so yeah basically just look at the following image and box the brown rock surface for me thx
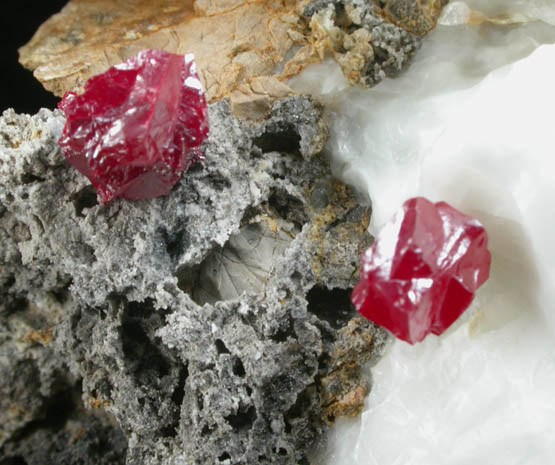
[19,0,449,108]
[320,317,385,423]
[19,0,305,104]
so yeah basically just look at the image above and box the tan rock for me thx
[19,0,448,109]
[19,0,447,120]
[19,0,307,103]
[231,76,295,120]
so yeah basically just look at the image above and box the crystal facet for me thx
[352,197,491,344]
[58,50,209,203]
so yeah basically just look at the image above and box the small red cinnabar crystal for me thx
[58,50,209,203]
[352,197,491,344]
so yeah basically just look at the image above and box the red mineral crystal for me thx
[58,50,209,203]
[352,197,491,344]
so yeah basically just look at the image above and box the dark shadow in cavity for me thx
[306,286,356,330]
[71,185,98,217]
[121,300,170,384]
[253,123,301,156]
[225,405,256,431]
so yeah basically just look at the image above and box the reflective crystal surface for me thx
[294,5,555,463]
[58,50,209,203]
[352,197,491,344]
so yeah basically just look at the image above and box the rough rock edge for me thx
[0,99,388,465]
[298,0,422,87]
[17,0,445,109]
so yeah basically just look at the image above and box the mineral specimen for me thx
[18,0,445,106]
[315,34,555,465]
[298,0,424,87]
[0,97,387,465]
[58,49,208,203]
[377,0,450,36]
[18,0,305,103]
[352,197,491,344]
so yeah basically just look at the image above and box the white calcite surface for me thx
[290,6,555,465]
[440,0,555,26]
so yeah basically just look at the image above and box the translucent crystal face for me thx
[58,50,209,203]
[352,197,491,344]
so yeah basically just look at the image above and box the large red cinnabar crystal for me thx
[352,197,491,344]
[58,50,209,203]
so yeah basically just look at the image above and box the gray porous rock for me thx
[0,98,387,465]
[303,0,422,86]
[2,383,128,465]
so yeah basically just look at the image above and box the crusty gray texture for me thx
[304,0,422,86]
[0,98,387,465]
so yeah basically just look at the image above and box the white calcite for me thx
[440,0,555,26]
[464,0,555,25]
[291,21,555,229]
[290,5,555,465]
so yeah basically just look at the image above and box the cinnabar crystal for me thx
[352,197,491,344]
[58,50,209,203]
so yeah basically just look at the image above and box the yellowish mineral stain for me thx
[23,328,55,346]
[320,317,384,424]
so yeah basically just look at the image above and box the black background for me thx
[1,0,68,114]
